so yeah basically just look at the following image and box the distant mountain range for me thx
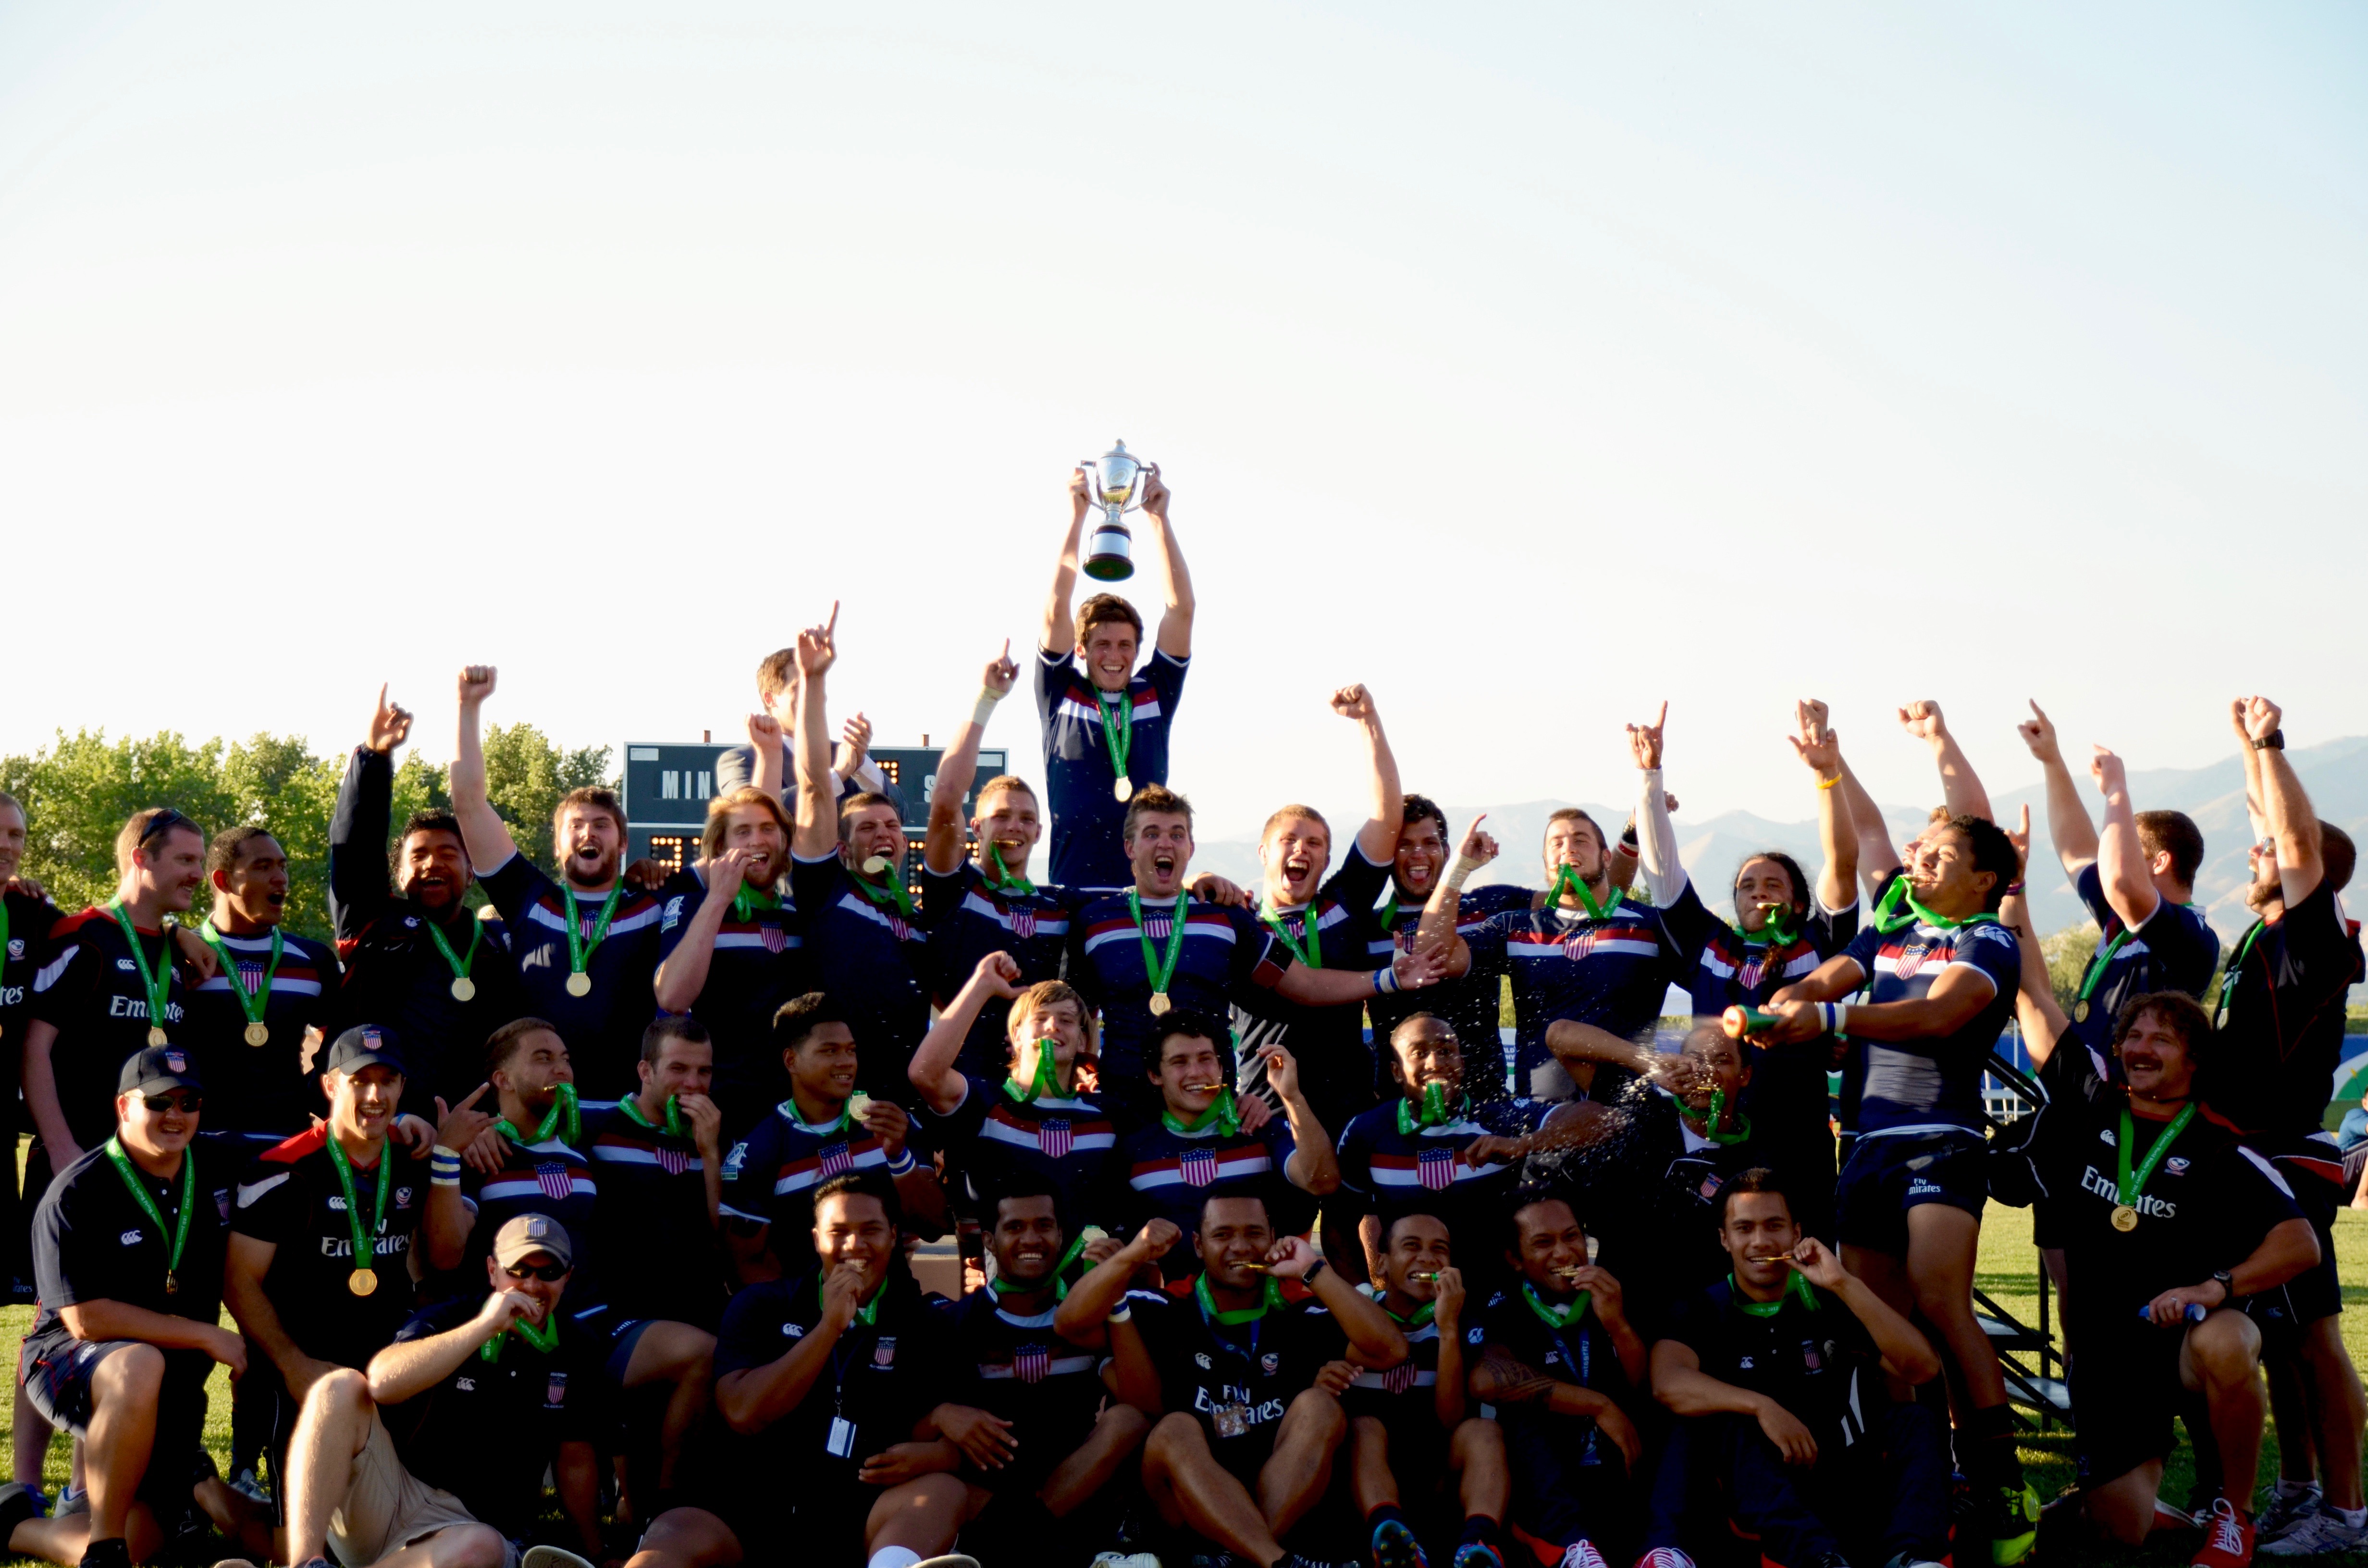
[1191,735,2368,944]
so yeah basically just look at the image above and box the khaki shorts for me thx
[326,1409,516,1568]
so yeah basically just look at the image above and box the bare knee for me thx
[1350,1414,1389,1458]
[2186,1313,2262,1389]
[439,1522,510,1568]
[93,1342,165,1401]
[1283,1387,1345,1442]
[1097,1403,1151,1447]
[1450,1416,1505,1466]
[307,1366,374,1420]
[1145,1411,1207,1470]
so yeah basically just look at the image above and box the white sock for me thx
[2339,1505,2368,1527]
[2275,1477,2315,1497]
[869,1548,923,1568]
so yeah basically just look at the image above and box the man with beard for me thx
[1038,462,1197,891]
[1649,702,1859,1244]
[455,666,666,1095]
[654,786,806,1136]
[1070,786,1444,1130]
[784,610,937,1099]
[462,1020,600,1286]
[2207,697,2367,1558]
[186,827,343,1153]
[927,1187,1149,1563]
[1230,684,1406,1141]
[1365,796,1523,1103]
[1749,811,2039,1565]
[0,1048,248,1568]
[330,686,521,1111]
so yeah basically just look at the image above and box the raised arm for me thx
[2239,696,2324,906]
[2088,747,2159,931]
[924,644,1019,876]
[1998,807,2068,1068]
[451,667,521,872]
[716,1265,861,1433]
[1898,700,1992,822]
[366,1291,524,1405]
[1790,1238,1939,1383]
[745,711,785,802]
[330,686,413,937]
[1054,1220,1178,1343]
[1270,1236,1406,1365]
[2232,698,2271,843]
[1039,470,1090,656]
[1137,466,1194,660]
[789,605,841,860]
[1835,752,1901,904]
[1788,700,1857,912]
[653,851,752,1014]
[1628,703,1684,906]
[1415,817,1496,978]
[1332,685,1404,866]
[909,953,1019,1114]
[2014,700,2098,880]
[1251,1045,1341,1197]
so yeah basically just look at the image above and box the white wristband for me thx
[973,690,1002,726]
[1818,1002,1849,1035]
[1108,1304,1133,1323]
[1372,965,1401,995]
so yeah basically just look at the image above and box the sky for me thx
[3,2,2364,848]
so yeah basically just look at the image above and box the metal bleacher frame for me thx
[1974,1041,2073,1430]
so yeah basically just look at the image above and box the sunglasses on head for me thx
[142,1092,201,1114]
[504,1261,567,1283]
[137,809,192,847]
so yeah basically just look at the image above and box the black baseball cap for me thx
[119,1045,203,1097]
[324,1024,408,1078]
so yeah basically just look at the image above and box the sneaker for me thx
[1092,1556,1162,1568]
[54,1485,87,1518]
[1559,1544,1610,1568]
[912,1558,982,1568]
[1374,1518,1430,1568]
[0,1483,42,1541]
[1986,1483,2039,1567]
[2252,1486,2320,1544]
[1634,1553,1696,1568]
[2157,1496,2205,1532]
[2191,1498,2254,1568]
[1879,1555,1947,1568]
[77,1538,131,1568]
[519,1551,600,1568]
[210,1560,261,1568]
[229,1467,270,1505]
[1452,1546,1504,1568]
[2257,1506,2368,1557]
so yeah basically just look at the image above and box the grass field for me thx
[1,1202,2362,1565]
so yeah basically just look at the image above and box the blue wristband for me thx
[885,1149,917,1177]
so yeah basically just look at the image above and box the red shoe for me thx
[2192,1497,2255,1568]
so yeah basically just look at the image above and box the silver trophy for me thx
[1080,440,1155,582]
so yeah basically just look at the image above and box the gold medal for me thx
[1114,777,1134,803]
[2073,1000,2090,1023]
[349,1268,379,1297]
[2110,1204,2138,1232]
[147,1027,168,1047]
[165,1271,179,1296]
[565,971,592,997]
[1148,991,1172,1016]
[244,1021,270,1048]
[450,976,476,1003]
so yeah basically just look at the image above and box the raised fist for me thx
[457,666,498,706]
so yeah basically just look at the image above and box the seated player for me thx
[1343,1212,1511,1568]
[1056,1193,1408,1568]
[1335,1013,1573,1293]
[268,1214,609,1568]
[631,1173,975,1568]
[720,993,946,1284]
[1068,786,1444,1129]
[653,786,807,1138]
[927,1187,1149,1562]
[1646,1170,1949,1568]
[462,1020,598,1282]
[1117,1011,1337,1253]
[1,1048,253,1568]
[2001,992,2319,1567]
[1365,796,1523,1102]
[1468,1193,1647,1568]
[909,955,1116,1245]
[579,1017,728,1519]
[1751,808,2040,1563]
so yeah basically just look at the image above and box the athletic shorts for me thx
[1502,1420,1631,1560]
[19,1333,210,1512]
[2068,1310,2195,1489]
[2243,1130,2345,1327]
[324,1408,511,1568]
[599,1317,658,1388]
[1836,1130,1986,1254]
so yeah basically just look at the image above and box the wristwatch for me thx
[2211,1269,2237,1303]
[1301,1256,1328,1285]
[2253,729,2284,752]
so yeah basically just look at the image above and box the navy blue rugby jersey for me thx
[1036,648,1188,890]
[918,860,1082,1079]
[1837,912,2021,1139]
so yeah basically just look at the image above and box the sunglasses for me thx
[136,809,193,847]
[503,1261,568,1283]
[142,1092,202,1114]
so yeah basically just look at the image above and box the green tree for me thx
[479,723,615,870]
[2040,920,2102,1012]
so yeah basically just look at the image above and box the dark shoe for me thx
[1373,1517,1430,1568]
[77,1537,133,1568]
[0,1484,41,1542]
[1986,1483,2039,1566]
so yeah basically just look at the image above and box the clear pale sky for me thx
[4,3,2362,843]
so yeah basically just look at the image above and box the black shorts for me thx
[2069,1310,2195,1488]
[1836,1130,1986,1255]
[2243,1130,2345,1327]
[19,1334,209,1511]
[1502,1418,1632,1559]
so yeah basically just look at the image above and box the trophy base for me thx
[1082,553,1135,582]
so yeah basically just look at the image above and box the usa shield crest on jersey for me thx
[1561,929,1597,961]
[1178,1146,1219,1188]
[1014,1343,1050,1384]
[1418,1146,1457,1191]
[656,1146,689,1177]
[1010,907,1037,942]
[1381,1360,1418,1394]
[535,1162,574,1200]
[1037,1118,1073,1159]
[818,1141,853,1178]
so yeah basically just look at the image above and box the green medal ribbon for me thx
[323,1134,391,1284]
[620,1092,685,1139]
[1729,1268,1819,1317]
[2072,926,2134,1020]
[2212,921,2265,1029]
[1397,1081,1464,1133]
[1002,1040,1066,1104]
[1380,1292,1436,1330]
[730,882,780,925]
[480,1310,564,1362]
[1379,895,1399,934]
[1195,1269,1283,1324]
[425,915,482,987]
[1872,876,2000,936]
[1258,899,1323,969]
[2116,1101,2198,1213]
[1163,1089,1241,1139]
[1094,686,1135,787]
[200,921,283,1025]
[1521,1280,1591,1329]
[1702,1088,1754,1147]
[982,845,1036,898]
[103,901,173,1038]
[1548,866,1622,922]
[988,1232,1091,1302]
[103,1137,195,1293]
[852,864,916,921]
[820,1272,882,1327]
[558,882,627,982]
[1750,905,1801,948]
[1130,890,1191,1000]
[496,1081,582,1148]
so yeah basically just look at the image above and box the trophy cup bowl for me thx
[1081,440,1151,582]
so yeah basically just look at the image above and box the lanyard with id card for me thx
[826,1333,863,1458]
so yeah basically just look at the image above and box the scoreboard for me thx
[622,741,1011,878]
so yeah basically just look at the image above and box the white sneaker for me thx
[1634,1552,1695,1568]
[518,1549,599,1568]
[2253,1486,2320,1543]
[2257,1506,2368,1557]
[1090,1555,1161,1568]
[1560,1544,1610,1568]
[913,1558,983,1568]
